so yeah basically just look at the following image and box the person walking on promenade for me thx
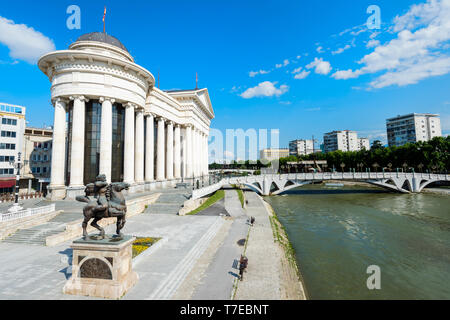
[239,255,248,281]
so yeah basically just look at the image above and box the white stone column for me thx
[191,128,197,178]
[174,124,181,179]
[156,117,166,181]
[135,108,145,184]
[181,127,187,179]
[145,113,154,182]
[69,95,88,188]
[49,98,67,199]
[166,121,174,180]
[185,125,192,179]
[123,103,135,184]
[202,133,206,175]
[203,133,208,175]
[205,133,209,175]
[99,97,114,183]
[195,130,200,177]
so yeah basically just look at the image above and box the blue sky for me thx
[0,0,449,159]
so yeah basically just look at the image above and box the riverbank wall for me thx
[261,195,308,300]
[234,191,307,300]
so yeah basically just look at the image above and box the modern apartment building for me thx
[0,103,26,194]
[289,139,314,156]
[259,148,290,162]
[386,113,442,147]
[323,130,359,153]
[20,127,53,194]
[357,138,370,150]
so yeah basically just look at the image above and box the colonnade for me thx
[49,96,209,197]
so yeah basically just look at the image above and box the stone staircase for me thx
[146,188,192,215]
[2,222,66,245]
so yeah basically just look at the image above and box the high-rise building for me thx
[259,148,290,162]
[20,127,53,194]
[289,139,314,156]
[0,103,26,194]
[357,138,370,150]
[323,130,358,153]
[386,113,442,147]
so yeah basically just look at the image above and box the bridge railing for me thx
[191,172,449,199]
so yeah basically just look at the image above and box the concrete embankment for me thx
[422,188,450,195]
[234,191,307,300]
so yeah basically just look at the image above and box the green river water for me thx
[264,185,450,300]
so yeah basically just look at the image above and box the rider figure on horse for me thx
[76,174,129,239]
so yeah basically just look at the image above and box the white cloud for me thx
[240,81,289,99]
[292,67,311,79]
[369,55,450,88]
[306,57,332,75]
[249,69,270,77]
[366,39,380,48]
[316,46,324,53]
[0,16,55,64]
[369,32,380,39]
[275,59,289,69]
[331,0,450,88]
[392,0,442,32]
[331,69,363,80]
[294,70,310,79]
[332,44,351,55]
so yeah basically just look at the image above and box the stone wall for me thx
[0,210,63,240]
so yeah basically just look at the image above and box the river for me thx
[264,184,450,299]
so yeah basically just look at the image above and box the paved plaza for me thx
[0,187,258,300]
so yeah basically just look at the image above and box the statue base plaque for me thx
[63,235,138,300]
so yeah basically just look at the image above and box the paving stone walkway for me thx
[145,187,192,215]
[234,191,283,300]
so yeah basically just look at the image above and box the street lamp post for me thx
[8,152,23,213]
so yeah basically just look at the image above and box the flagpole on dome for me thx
[103,7,107,34]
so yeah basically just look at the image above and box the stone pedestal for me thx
[63,235,138,300]
[47,185,67,201]
[65,186,86,200]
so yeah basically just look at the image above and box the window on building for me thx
[0,143,16,150]
[1,131,16,138]
[1,118,17,125]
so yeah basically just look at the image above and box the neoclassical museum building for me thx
[38,32,214,200]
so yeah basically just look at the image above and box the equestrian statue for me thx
[76,174,130,240]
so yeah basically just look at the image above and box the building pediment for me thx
[165,88,214,120]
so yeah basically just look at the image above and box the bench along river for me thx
[264,184,450,299]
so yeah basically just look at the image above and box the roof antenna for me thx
[103,7,107,33]
[158,69,160,89]
[195,72,198,90]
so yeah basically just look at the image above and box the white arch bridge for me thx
[192,172,450,199]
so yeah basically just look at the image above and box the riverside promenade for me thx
[234,191,307,300]
[0,186,306,300]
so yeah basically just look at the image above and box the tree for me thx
[371,140,384,150]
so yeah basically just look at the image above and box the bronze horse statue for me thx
[76,174,130,240]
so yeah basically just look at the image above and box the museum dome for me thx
[74,32,128,52]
